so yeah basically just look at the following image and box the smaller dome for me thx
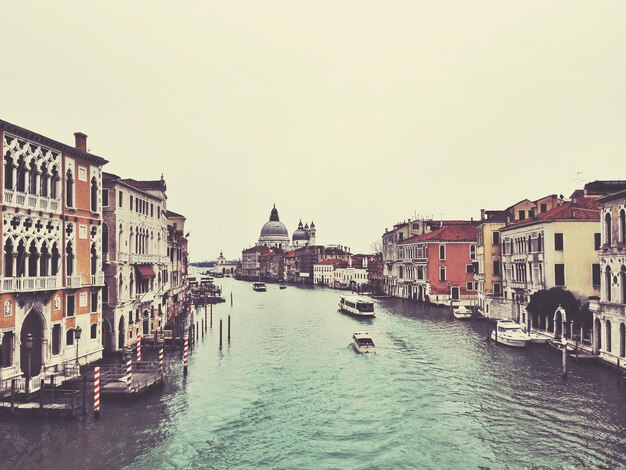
[292,219,310,242]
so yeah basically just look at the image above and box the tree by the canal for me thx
[527,287,582,326]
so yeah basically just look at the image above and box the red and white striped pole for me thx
[126,355,133,392]
[93,366,101,419]
[158,346,164,377]
[136,335,142,362]
[183,335,189,376]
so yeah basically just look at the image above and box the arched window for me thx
[66,242,74,276]
[527,235,532,253]
[620,209,626,245]
[91,242,97,276]
[3,239,13,277]
[28,160,37,195]
[66,328,74,346]
[620,323,625,358]
[15,240,25,277]
[16,156,26,192]
[40,163,49,197]
[90,176,98,212]
[50,166,59,199]
[605,212,612,247]
[91,323,97,339]
[28,240,38,277]
[538,233,543,252]
[102,223,109,258]
[66,169,74,208]
[605,266,612,302]
[3,155,14,190]
[103,282,109,304]
[51,243,60,275]
[621,266,626,304]
[439,245,445,260]
[606,320,612,353]
[40,242,50,277]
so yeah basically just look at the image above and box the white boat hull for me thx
[453,312,472,320]
[339,304,375,317]
[354,343,376,353]
[491,331,529,348]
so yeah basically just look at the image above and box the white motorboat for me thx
[452,305,472,320]
[491,320,529,348]
[353,332,376,353]
[339,296,375,317]
[527,332,550,344]
[252,282,267,292]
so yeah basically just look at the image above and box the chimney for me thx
[480,209,485,220]
[74,132,87,151]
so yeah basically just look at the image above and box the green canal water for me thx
[2,277,626,469]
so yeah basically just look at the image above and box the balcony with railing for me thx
[0,276,60,293]
[91,274,105,286]
[65,275,82,288]
[130,254,159,264]
[3,189,60,213]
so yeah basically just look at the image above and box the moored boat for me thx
[252,282,267,292]
[353,332,376,353]
[491,320,529,348]
[279,284,287,289]
[527,332,550,344]
[452,305,472,320]
[339,296,375,317]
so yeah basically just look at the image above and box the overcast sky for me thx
[2,2,626,261]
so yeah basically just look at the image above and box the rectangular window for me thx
[493,260,501,276]
[466,264,473,274]
[52,324,61,355]
[518,210,526,220]
[492,232,500,245]
[78,166,87,182]
[79,224,88,239]
[555,264,565,286]
[451,286,460,300]
[594,233,601,250]
[554,233,564,251]
[150,203,154,217]
[540,203,547,213]
[119,190,123,207]
[417,267,424,280]
[470,245,476,260]
[1,332,13,367]
[66,295,75,317]
[493,282,502,295]
[91,290,98,312]
[529,209,535,218]
[592,263,601,287]
[398,233,404,241]
[466,281,473,291]
[79,292,88,308]
[130,195,134,211]
[102,189,109,207]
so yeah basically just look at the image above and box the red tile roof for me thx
[504,198,599,229]
[316,259,349,266]
[400,224,477,244]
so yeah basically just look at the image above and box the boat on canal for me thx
[452,305,472,320]
[252,282,267,292]
[279,284,287,289]
[338,296,375,317]
[353,332,376,353]
[491,320,529,348]
[527,332,550,344]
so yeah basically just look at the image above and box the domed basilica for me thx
[258,205,316,249]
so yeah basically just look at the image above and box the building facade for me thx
[591,190,626,361]
[101,173,169,352]
[0,121,107,390]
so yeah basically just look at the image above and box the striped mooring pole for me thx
[183,335,189,376]
[125,355,133,392]
[159,346,164,378]
[93,366,101,419]
[136,335,142,362]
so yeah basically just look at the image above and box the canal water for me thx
[2,278,626,469]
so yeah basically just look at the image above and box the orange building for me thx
[0,120,107,392]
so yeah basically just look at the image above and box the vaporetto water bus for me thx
[338,296,375,317]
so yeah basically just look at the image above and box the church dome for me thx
[292,220,310,242]
[260,205,288,238]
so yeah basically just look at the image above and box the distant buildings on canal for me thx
[0,119,190,391]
